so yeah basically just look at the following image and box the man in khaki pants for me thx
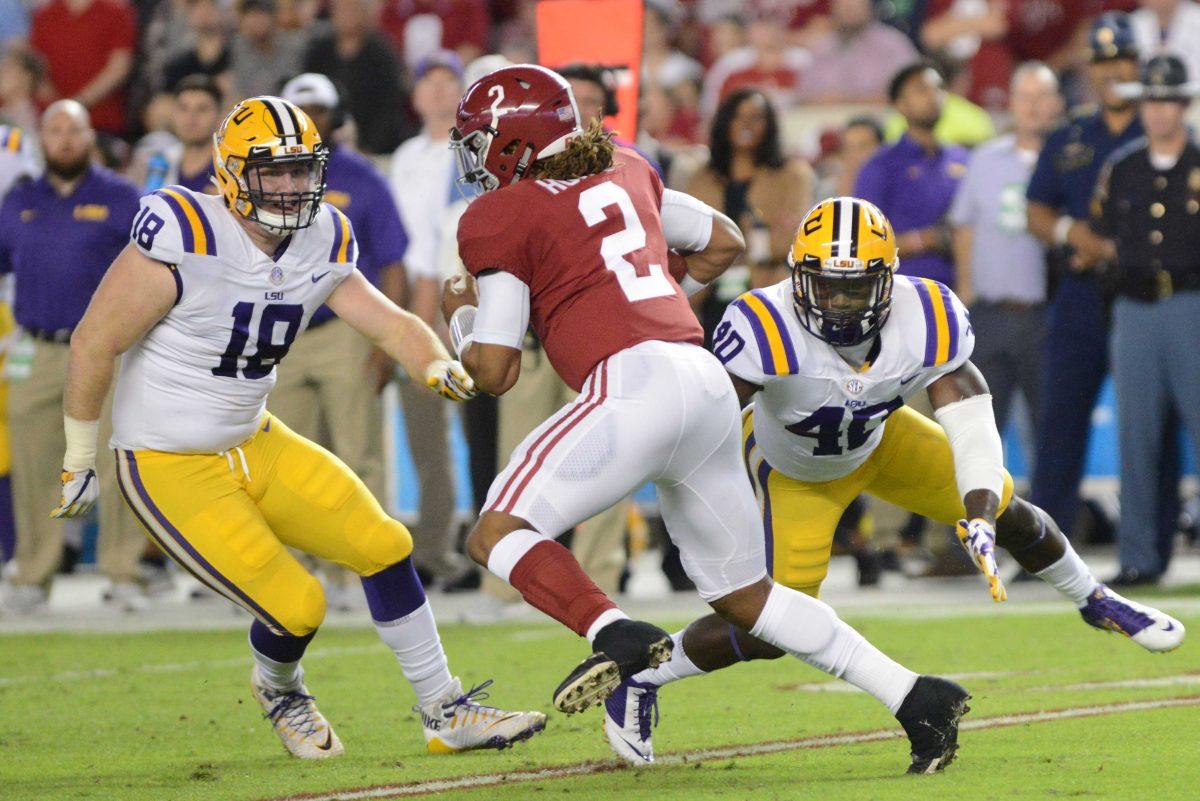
[0,102,146,613]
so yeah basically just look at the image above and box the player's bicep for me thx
[927,360,989,410]
[660,189,715,253]
[75,243,177,357]
[474,270,529,349]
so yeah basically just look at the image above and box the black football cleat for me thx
[895,675,971,775]
[552,619,672,714]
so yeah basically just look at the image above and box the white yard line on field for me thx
[0,645,382,687]
[266,695,1200,801]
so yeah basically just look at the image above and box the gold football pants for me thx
[743,405,1014,596]
[115,414,412,635]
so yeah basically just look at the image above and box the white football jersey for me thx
[716,275,973,482]
[111,186,358,453]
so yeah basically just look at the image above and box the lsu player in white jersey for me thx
[603,197,1185,765]
[50,96,545,759]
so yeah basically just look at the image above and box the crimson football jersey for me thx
[457,147,704,391]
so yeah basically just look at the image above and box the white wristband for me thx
[63,415,100,472]
[933,394,1005,502]
[449,304,477,359]
[679,274,709,296]
[1053,215,1074,247]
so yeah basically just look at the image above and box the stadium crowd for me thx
[1,0,1199,615]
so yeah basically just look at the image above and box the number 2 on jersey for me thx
[786,398,903,456]
[212,302,304,379]
[577,182,675,302]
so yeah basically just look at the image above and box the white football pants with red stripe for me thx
[484,340,768,601]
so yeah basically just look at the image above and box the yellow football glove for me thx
[425,359,476,401]
[956,517,1007,602]
[50,468,99,518]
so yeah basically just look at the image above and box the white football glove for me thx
[956,518,1007,602]
[50,469,99,518]
[425,359,476,401]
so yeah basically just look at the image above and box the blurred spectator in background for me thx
[269,73,411,605]
[799,0,919,103]
[702,8,811,118]
[303,0,412,154]
[0,101,144,614]
[161,0,232,100]
[856,61,970,574]
[1023,12,1180,569]
[387,52,472,585]
[0,0,29,52]
[922,0,1091,112]
[230,0,308,99]
[557,63,663,176]
[950,62,1062,450]
[687,88,813,331]
[642,1,703,92]
[492,0,538,64]
[0,48,43,135]
[884,59,996,146]
[814,115,884,199]
[1091,54,1200,585]
[381,0,489,70]
[30,0,136,138]
[857,62,966,288]
[128,74,220,192]
[1130,0,1200,85]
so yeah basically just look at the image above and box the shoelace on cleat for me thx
[264,690,322,738]
[635,687,659,742]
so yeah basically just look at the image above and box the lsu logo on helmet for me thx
[212,96,328,233]
[789,197,899,347]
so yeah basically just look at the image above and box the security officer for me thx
[1091,54,1200,585]
[1024,12,1180,578]
[0,101,146,613]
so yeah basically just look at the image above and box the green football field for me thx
[2,596,1198,801]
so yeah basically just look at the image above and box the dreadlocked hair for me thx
[528,121,614,180]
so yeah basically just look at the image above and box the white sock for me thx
[632,630,706,686]
[373,600,454,707]
[486,529,548,582]
[585,607,631,644]
[251,651,302,692]
[1035,546,1100,606]
[750,583,918,714]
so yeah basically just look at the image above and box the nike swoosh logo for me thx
[899,373,921,385]
[312,271,331,283]
[1164,622,1175,632]
[618,735,652,762]
[316,731,333,751]
[263,420,271,432]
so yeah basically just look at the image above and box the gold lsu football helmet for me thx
[212,96,328,233]
[789,197,899,347]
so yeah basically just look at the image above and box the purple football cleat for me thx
[604,678,658,765]
[1079,585,1185,652]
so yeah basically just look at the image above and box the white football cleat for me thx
[604,678,658,765]
[1079,585,1185,653]
[0,583,48,616]
[416,678,546,754]
[251,668,344,759]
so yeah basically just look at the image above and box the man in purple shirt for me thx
[0,100,146,614]
[855,62,968,288]
[269,74,411,606]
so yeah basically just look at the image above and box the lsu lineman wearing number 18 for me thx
[50,96,545,759]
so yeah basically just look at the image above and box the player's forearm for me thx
[63,334,115,430]
[379,309,452,382]
[1026,201,1061,247]
[685,210,744,286]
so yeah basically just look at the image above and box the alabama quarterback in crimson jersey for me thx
[442,64,975,775]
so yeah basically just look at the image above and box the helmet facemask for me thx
[234,149,327,234]
[449,126,536,196]
[793,255,894,347]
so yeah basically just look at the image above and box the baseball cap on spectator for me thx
[1118,53,1198,102]
[1087,12,1137,63]
[415,49,464,81]
[464,54,512,87]
[281,73,340,109]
